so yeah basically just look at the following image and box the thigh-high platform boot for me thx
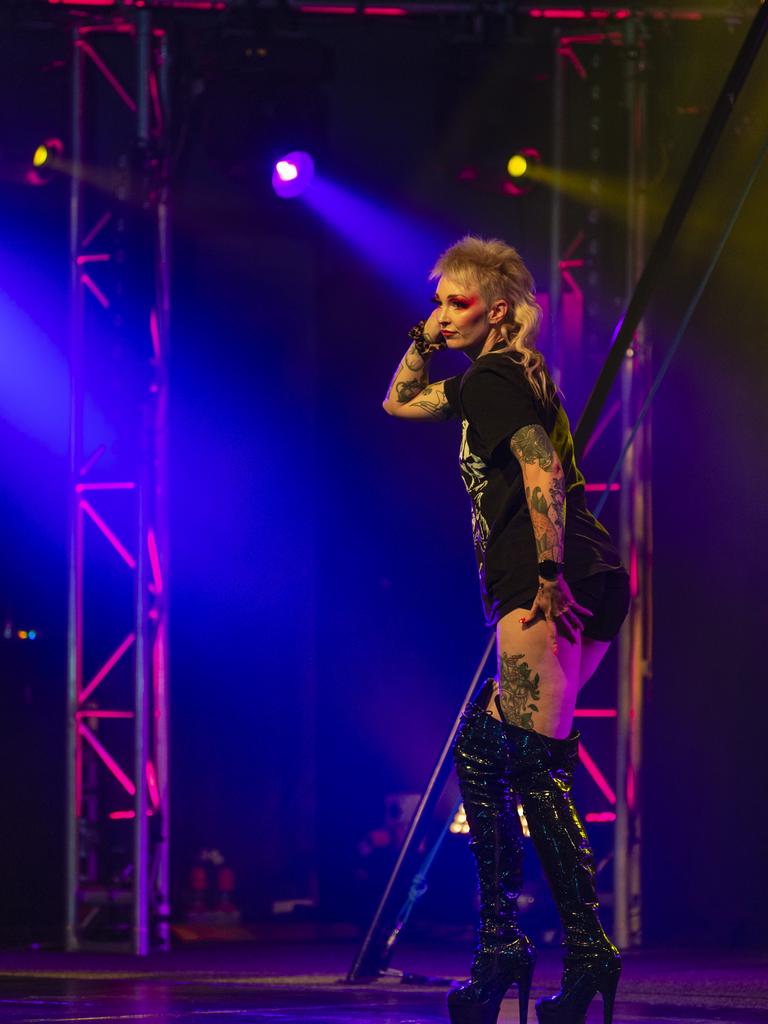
[448,681,536,1024]
[500,720,621,1024]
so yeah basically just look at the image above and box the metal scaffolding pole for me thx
[65,9,171,954]
[615,15,650,950]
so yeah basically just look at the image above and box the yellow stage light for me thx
[33,145,50,168]
[507,154,529,178]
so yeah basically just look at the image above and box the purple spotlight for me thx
[276,160,299,182]
[272,150,315,199]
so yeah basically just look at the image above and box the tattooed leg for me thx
[494,607,581,739]
[499,653,541,731]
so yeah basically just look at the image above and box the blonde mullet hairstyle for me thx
[430,235,555,406]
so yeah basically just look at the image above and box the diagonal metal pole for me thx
[346,633,495,982]
[573,0,768,459]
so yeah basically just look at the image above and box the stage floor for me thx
[0,943,766,1023]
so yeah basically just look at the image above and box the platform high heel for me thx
[498,715,621,1024]
[448,681,536,1024]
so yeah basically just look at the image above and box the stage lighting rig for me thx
[272,150,315,198]
[503,146,541,195]
[27,137,63,186]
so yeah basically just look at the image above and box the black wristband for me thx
[538,560,565,581]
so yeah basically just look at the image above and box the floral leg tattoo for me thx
[499,653,541,731]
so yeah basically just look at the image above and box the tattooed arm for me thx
[509,424,565,565]
[509,424,592,647]
[381,343,455,421]
[382,311,455,421]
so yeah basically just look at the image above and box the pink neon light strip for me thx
[298,4,406,12]
[145,1,225,7]
[79,722,136,795]
[586,812,616,822]
[81,273,110,309]
[108,809,155,820]
[80,445,106,477]
[561,230,585,262]
[81,211,112,249]
[629,541,639,598]
[582,398,621,459]
[558,44,587,79]
[79,632,136,703]
[76,730,82,818]
[574,709,617,718]
[76,482,136,492]
[150,308,161,361]
[560,269,582,299]
[578,742,616,805]
[80,500,137,568]
[584,483,621,492]
[76,254,110,265]
[561,32,615,43]
[76,710,134,719]
[78,40,137,112]
[147,528,164,595]
[532,9,587,18]
[146,760,160,811]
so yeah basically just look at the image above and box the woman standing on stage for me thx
[382,236,629,1024]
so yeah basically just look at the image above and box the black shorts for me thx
[501,569,630,643]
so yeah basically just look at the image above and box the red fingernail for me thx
[519,617,526,624]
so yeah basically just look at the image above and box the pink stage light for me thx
[150,307,162,360]
[76,481,136,492]
[629,541,639,597]
[82,212,112,249]
[80,499,136,568]
[298,4,405,13]
[585,812,617,823]
[578,742,617,805]
[574,709,617,718]
[272,151,315,199]
[79,632,136,703]
[582,398,621,458]
[108,809,155,820]
[79,444,107,476]
[76,710,134,718]
[146,760,161,810]
[77,40,137,112]
[79,722,136,796]
[530,8,587,17]
[148,528,164,595]
[81,273,110,309]
[584,483,621,492]
[627,762,636,810]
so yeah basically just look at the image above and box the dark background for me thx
[1,5,766,949]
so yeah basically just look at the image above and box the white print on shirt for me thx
[459,418,490,558]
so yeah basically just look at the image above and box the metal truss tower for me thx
[66,9,171,954]
[547,20,651,949]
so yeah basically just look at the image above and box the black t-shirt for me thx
[443,353,623,625]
